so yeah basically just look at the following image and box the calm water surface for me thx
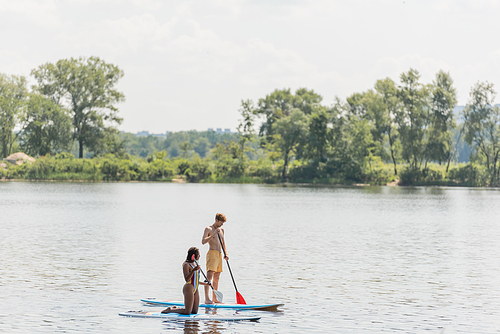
[0,182,499,333]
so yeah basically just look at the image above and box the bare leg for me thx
[191,290,200,314]
[162,284,194,315]
[212,272,221,303]
[204,270,214,304]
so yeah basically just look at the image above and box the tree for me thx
[374,78,401,175]
[347,78,401,175]
[303,106,329,163]
[255,88,322,138]
[462,82,500,183]
[237,99,256,151]
[294,88,323,115]
[345,113,375,171]
[179,141,193,158]
[396,69,429,169]
[193,137,210,157]
[274,109,309,180]
[0,73,28,158]
[255,89,296,138]
[325,98,349,165]
[31,56,124,158]
[426,71,457,168]
[19,93,72,156]
[210,140,248,178]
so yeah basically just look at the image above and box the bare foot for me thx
[204,300,213,304]
[213,299,222,304]
[161,307,172,314]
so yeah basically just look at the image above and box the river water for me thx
[0,182,499,333]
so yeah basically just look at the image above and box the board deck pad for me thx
[119,310,261,321]
[141,298,283,311]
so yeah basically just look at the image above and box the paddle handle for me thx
[217,233,239,292]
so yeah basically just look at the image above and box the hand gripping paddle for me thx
[192,255,223,303]
[217,233,247,304]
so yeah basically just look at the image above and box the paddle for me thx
[193,256,224,303]
[217,233,247,304]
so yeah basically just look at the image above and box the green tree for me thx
[294,88,323,115]
[396,69,429,169]
[179,141,193,158]
[325,98,349,167]
[237,99,256,152]
[19,93,72,156]
[255,88,295,138]
[345,113,375,171]
[303,106,329,163]
[426,71,457,167]
[374,78,401,175]
[255,88,322,138]
[348,91,390,162]
[274,109,309,180]
[210,140,248,178]
[193,137,210,157]
[31,56,125,158]
[347,79,401,175]
[462,81,500,183]
[0,73,28,158]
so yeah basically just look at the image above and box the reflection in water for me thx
[160,309,227,334]
[182,321,201,334]
[161,319,226,334]
[161,320,203,334]
[201,309,226,334]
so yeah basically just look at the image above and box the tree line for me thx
[236,69,500,186]
[2,57,500,186]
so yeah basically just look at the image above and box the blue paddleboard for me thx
[141,298,283,311]
[119,310,261,321]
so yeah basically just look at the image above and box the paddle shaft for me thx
[194,259,216,292]
[217,233,239,292]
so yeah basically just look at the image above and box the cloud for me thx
[65,0,161,9]
[57,13,173,54]
[0,50,38,77]
[0,0,60,26]
[433,0,500,11]
[57,12,323,87]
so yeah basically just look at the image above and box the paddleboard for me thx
[141,298,283,311]
[119,310,261,321]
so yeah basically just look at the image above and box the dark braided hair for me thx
[186,247,199,263]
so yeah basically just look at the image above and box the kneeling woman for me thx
[162,247,208,315]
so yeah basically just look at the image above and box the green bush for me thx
[447,163,488,187]
[362,158,394,184]
[2,146,498,187]
[187,157,212,182]
[399,164,449,186]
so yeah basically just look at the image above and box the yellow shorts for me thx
[206,250,223,272]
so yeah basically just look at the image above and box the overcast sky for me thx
[1,0,500,133]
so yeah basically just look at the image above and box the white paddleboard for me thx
[119,310,261,321]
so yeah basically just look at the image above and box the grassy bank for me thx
[1,152,495,187]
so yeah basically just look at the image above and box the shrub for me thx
[447,163,488,187]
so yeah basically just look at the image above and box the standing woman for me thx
[161,247,207,315]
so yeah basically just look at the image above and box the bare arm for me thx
[201,226,220,245]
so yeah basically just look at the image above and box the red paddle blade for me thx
[236,292,247,305]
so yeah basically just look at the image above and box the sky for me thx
[1,0,500,134]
